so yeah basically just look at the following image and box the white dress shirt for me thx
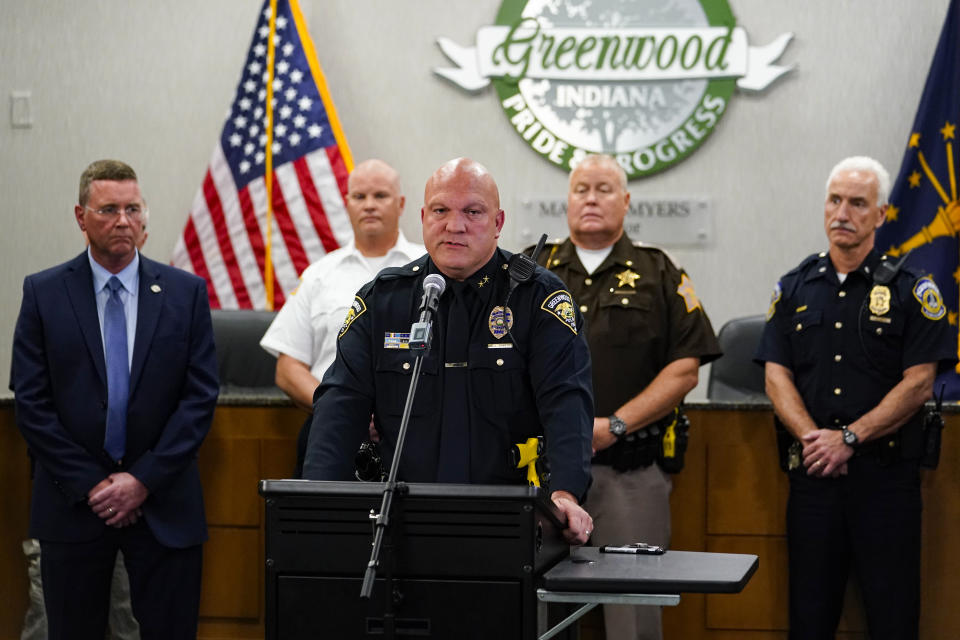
[260,232,425,380]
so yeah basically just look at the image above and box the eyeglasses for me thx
[84,204,146,219]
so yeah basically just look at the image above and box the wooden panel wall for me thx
[0,407,31,640]
[2,403,958,639]
[0,403,303,640]
[661,407,959,640]
[195,405,302,639]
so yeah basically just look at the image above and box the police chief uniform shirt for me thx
[756,250,955,432]
[536,234,721,418]
[302,249,594,499]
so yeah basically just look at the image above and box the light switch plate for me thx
[11,90,33,128]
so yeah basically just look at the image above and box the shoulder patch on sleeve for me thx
[767,281,783,321]
[676,273,702,313]
[338,296,367,338]
[913,276,946,320]
[540,290,578,334]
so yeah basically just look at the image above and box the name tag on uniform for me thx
[487,343,513,349]
[384,332,410,349]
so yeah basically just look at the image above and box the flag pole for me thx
[290,0,354,173]
[263,0,279,310]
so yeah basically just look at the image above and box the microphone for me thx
[418,273,446,321]
[409,273,446,352]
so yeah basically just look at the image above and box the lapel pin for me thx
[150,284,161,293]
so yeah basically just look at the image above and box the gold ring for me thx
[108,506,114,514]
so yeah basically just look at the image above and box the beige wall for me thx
[0,0,951,397]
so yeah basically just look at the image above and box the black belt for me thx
[592,411,675,469]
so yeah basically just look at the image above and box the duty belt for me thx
[593,408,689,473]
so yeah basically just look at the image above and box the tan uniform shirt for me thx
[536,234,721,417]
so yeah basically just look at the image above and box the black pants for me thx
[294,413,313,478]
[787,454,921,640]
[40,521,202,640]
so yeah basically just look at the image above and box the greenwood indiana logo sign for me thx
[434,0,793,180]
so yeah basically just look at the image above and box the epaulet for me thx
[522,238,563,256]
[630,241,678,268]
[784,252,825,277]
[889,253,927,280]
[524,238,565,269]
[900,263,927,279]
[375,255,429,282]
[765,252,823,321]
[872,252,912,284]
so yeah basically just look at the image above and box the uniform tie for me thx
[437,281,471,483]
[104,276,128,462]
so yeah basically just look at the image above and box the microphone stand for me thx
[359,352,425,598]
[360,282,442,624]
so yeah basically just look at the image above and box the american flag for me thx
[172,0,354,309]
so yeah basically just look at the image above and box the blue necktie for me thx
[104,276,128,462]
[437,282,471,483]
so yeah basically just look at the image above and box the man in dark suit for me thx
[11,159,219,639]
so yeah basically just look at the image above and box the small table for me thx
[536,547,759,640]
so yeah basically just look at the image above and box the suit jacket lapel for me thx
[64,253,107,387]
[130,257,162,396]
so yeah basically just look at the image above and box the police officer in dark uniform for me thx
[533,154,720,640]
[303,157,595,545]
[756,156,955,640]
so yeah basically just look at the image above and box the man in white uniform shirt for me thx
[260,159,424,475]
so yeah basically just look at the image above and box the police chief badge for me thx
[489,305,514,339]
[338,296,367,338]
[869,285,891,316]
[913,277,946,320]
[541,290,578,334]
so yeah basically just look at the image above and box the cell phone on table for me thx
[599,542,665,555]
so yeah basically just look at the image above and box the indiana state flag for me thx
[878,0,960,398]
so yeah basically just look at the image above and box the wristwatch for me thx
[841,425,859,448]
[608,414,628,438]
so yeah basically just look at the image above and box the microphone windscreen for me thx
[423,273,446,295]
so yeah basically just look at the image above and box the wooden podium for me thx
[260,480,568,639]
